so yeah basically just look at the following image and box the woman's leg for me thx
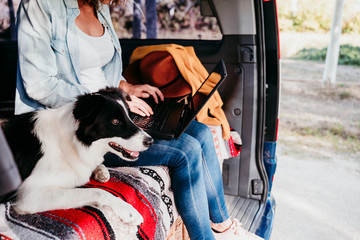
[104,132,216,240]
[184,121,230,224]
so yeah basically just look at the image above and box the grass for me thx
[339,91,351,100]
[293,123,360,153]
[295,44,360,66]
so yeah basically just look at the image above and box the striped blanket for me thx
[0,166,177,240]
[0,126,237,240]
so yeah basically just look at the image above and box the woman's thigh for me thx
[104,129,202,169]
[184,121,214,148]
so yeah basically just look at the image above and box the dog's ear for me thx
[120,89,132,102]
[73,94,105,122]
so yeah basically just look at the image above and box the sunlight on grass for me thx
[283,123,360,154]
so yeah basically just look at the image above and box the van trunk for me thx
[0,0,280,238]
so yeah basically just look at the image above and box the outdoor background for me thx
[0,0,359,239]
[273,0,360,240]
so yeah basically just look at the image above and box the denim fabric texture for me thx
[105,121,230,240]
[15,0,124,114]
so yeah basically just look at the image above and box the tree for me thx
[322,0,345,86]
[132,0,157,39]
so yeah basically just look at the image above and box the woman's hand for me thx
[126,95,153,117]
[119,81,164,104]
[119,81,164,116]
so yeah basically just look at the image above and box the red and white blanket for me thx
[0,126,240,240]
[0,167,177,240]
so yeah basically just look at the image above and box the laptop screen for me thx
[191,60,227,114]
[176,60,227,136]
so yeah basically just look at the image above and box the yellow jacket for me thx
[129,44,230,140]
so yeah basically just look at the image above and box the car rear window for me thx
[110,0,222,40]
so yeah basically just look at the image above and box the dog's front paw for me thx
[118,205,143,226]
[93,164,110,183]
[104,202,143,226]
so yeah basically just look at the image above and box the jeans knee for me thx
[193,123,214,148]
[188,140,203,169]
[176,136,203,171]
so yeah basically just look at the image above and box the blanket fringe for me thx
[166,216,190,240]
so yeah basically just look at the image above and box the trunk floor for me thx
[224,194,260,230]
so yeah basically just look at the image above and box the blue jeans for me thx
[104,121,229,240]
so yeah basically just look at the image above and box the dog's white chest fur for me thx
[30,105,102,187]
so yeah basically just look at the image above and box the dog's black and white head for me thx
[73,87,153,161]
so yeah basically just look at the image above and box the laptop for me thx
[130,59,227,140]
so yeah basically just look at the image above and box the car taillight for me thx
[275,118,279,141]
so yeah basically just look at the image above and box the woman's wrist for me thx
[119,81,130,93]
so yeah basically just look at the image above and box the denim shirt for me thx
[15,0,125,114]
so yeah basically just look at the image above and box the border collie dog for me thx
[1,87,153,228]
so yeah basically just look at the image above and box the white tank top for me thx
[76,25,115,92]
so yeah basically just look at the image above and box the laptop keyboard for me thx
[130,98,177,131]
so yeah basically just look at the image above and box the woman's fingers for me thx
[129,106,147,117]
[136,84,164,104]
[127,95,153,116]
[123,82,164,103]
[147,85,164,103]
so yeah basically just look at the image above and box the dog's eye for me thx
[111,119,120,125]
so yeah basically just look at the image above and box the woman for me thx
[15,0,262,239]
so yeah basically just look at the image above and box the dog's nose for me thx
[143,137,154,147]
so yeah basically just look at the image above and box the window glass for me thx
[110,0,222,40]
[0,0,19,40]
[0,0,221,40]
